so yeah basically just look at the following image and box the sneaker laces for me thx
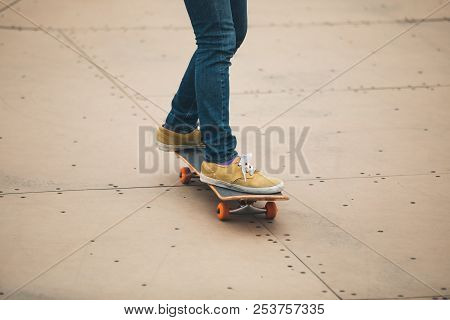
[237,154,255,182]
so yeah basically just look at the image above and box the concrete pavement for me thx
[0,0,449,299]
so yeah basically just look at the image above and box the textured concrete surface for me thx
[0,0,449,299]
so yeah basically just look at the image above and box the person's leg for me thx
[183,0,240,164]
[215,0,247,165]
[165,0,282,194]
[164,0,247,141]
[164,54,199,134]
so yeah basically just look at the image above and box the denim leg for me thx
[164,54,199,133]
[184,0,242,163]
[231,0,248,50]
[167,0,247,163]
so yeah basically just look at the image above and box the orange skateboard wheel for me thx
[216,202,230,221]
[179,167,192,184]
[265,202,278,219]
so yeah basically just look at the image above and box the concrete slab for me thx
[0,30,176,193]
[281,175,450,295]
[0,187,165,298]
[0,0,449,301]
[3,179,442,299]
[28,15,448,99]
[4,186,336,300]
[56,27,195,98]
[227,89,450,180]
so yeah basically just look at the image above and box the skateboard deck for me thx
[176,149,289,220]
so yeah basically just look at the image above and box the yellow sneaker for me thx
[156,125,204,151]
[200,154,284,194]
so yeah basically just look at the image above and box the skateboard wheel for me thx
[265,202,278,219]
[179,167,192,184]
[216,202,230,221]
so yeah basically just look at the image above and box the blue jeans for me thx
[164,0,247,163]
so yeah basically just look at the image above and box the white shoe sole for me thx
[199,174,284,194]
[157,141,205,152]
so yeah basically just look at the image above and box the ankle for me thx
[218,156,236,166]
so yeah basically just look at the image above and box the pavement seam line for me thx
[284,172,450,183]
[1,172,447,196]
[0,0,21,14]
[256,220,342,300]
[0,184,189,196]
[0,16,449,31]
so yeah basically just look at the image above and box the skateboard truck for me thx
[229,200,278,216]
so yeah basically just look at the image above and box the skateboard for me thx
[176,149,289,221]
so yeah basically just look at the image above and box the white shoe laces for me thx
[237,154,256,182]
